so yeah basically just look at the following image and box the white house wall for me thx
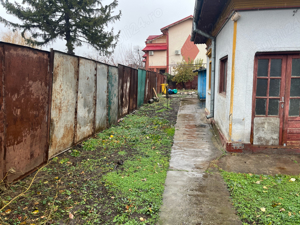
[149,50,167,67]
[206,55,211,113]
[213,19,234,141]
[231,9,300,143]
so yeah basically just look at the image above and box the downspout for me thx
[192,22,216,119]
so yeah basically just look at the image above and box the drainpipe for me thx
[192,22,216,119]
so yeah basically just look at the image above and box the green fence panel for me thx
[137,69,146,107]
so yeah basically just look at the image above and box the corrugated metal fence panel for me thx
[108,66,118,126]
[0,44,4,181]
[118,65,131,117]
[118,65,123,118]
[144,71,150,103]
[95,63,108,132]
[137,69,146,107]
[75,58,96,143]
[150,72,156,99]
[49,52,78,158]
[129,68,138,112]
[4,44,50,182]
[123,66,131,116]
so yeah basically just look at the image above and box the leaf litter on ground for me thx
[0,95,183,225]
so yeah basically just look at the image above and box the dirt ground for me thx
[204,118,300,176]
[0,92,194,225]
[217,153,300,176]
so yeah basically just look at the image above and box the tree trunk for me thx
[65,15,74,55]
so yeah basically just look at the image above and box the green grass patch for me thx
[0,95,182,225]
[221,171,300,224]
[155,108,167,113]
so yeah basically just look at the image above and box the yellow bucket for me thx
[161,83,168,94]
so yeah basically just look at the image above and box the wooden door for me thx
[252,55,287,145]
[283,56,300,146]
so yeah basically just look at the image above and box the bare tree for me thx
[86,45,144,68]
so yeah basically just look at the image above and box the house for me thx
[143,15,206,75]
[191,0,300,153]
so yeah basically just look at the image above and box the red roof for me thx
[143,54,147,58]
[143,59,146,62]
[161,15,193,31]
[146,35,161,41]
[142,44,167,51]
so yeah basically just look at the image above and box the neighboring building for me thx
[143,15,206,75]
[191,0,300,152]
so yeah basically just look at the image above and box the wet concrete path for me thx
[158,98,241,225]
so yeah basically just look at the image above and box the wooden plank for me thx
[287,134,300,141]
[287,128,300,134]
[287,141,300,146]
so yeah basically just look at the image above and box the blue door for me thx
[198,70,206,100]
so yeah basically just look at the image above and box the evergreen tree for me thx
[0,0,121,55]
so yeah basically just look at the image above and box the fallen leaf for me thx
[280,208,285,212]
[111,196,115,199]
[288,212,292,216]
[32,210,39,215]
[54,177,59,180]
[141,178,147,182]
[263,186,268,189]
[279,197,283,199]
[255,181,261,184]
[129,189,132,191]
[5,209,11,215]
[34,202,39,205]
[140,217,145,221]
[44,181,48,184]
[290,178,296,182]
[260,207,266,212]
[69,212,74,219]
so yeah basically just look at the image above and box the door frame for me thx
[283,54,300,145]
[251,54,287,145]
[251,52,300,146]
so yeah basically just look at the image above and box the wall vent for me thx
[149,51,154,56]
[175,50,181,55]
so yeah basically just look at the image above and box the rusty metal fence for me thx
[0,42,164,182]
[0,43,52,182]
[49,51,117,158]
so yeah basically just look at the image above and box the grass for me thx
[0,96,180,225]
[221,171,300,225]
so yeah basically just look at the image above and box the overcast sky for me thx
[0,0,195,58]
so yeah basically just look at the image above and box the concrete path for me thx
[158,98,241,225]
